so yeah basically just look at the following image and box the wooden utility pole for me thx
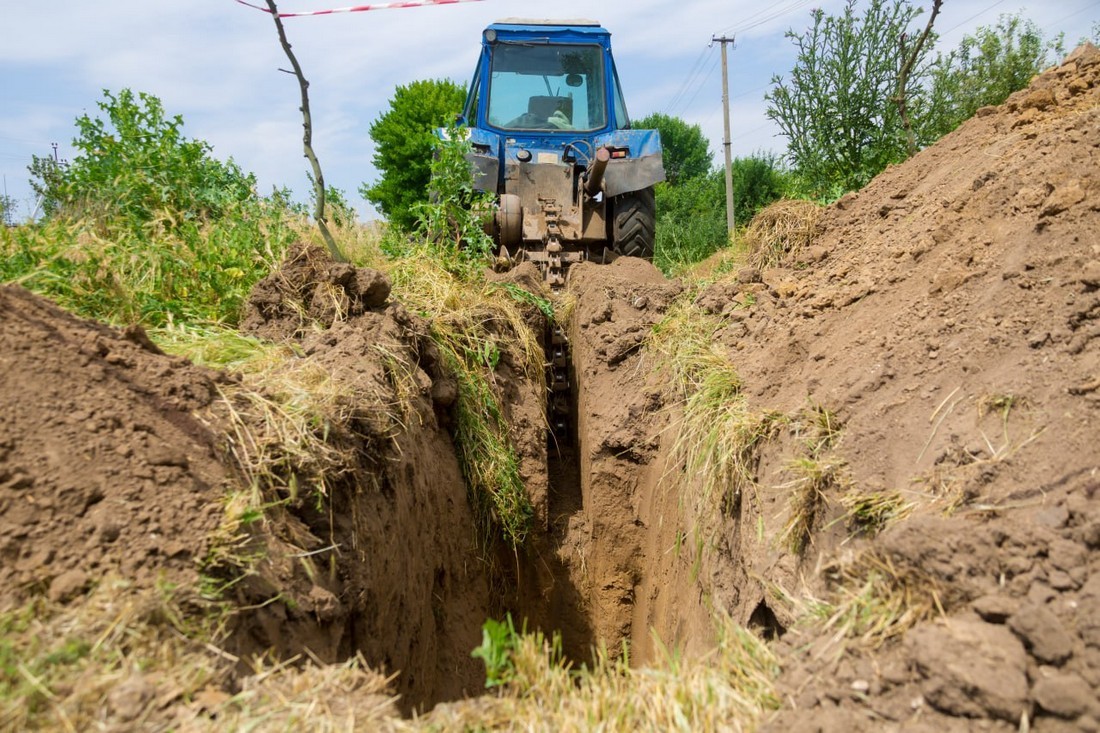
[713,35,736,235]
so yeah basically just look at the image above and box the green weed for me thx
[471,614,522,688]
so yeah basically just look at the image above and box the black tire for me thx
[610,186,656,260]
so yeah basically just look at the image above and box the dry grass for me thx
[156,324,372,506]
[780,456,846,554]
[743,199,823,269]
[210,654,399,731]
[806,551,945,649]
[651,299,783,518]
[424,617,780,732]
[0,579,403,733]
[776,403,848,553]
[0,579,232,732]
[916,393,1044,516]
[839,489,915,536]
[388,251,546,547]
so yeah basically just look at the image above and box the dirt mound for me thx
[0,285,229,607]
[224,248,493,710]
[240,242,391,341]
[0,255,491,713]
[707,44,1100,730]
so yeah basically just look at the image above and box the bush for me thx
[0,205,298,327]
[29,89,256,232]
[654,173,727,273]
[654,155,792,273]
[7,89,301,327]
[923,14,1064,140]
[360,79,466,231]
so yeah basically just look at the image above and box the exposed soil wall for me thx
[227,245,492,709]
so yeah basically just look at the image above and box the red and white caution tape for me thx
[235,0,483,17]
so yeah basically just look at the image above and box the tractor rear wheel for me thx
[610,187,656,260]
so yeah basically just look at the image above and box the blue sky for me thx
[1,0,1096,220]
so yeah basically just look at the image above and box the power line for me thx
[675,52,722,116]
[939,0,1007,36]
[665,0,816,116]
[0,135,52,146]
[1043,0,1100,33]
[718,0,816,36]
[664,45,715,115]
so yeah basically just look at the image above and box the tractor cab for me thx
[449,19,663,276]
[460,19,630,138]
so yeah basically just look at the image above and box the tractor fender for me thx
[466,151,499,192]
[594,129,665,198]
[465,127,503,193]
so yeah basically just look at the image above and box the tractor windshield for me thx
[487,43,607,132]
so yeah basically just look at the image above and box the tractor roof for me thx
[493,18,600,27]
[484,19,611,41]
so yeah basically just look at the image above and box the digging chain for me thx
[541,198,571,441]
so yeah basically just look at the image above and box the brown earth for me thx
[0,285,229,608]
[225,244,492,710]
[718,44,1100,730]
[0,246,490,714]
[2,42,1099,731]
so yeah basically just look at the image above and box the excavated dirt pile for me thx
[720,45,1100,730]
[0,286,229,608]
[0,243,492,713]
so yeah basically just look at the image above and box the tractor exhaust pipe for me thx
[584,146,611,197]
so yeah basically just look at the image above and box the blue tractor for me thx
[455,18,665,287]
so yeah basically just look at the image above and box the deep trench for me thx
[541,401,597,663]
[505,309,644,669]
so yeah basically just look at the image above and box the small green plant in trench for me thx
[471,614,521,688]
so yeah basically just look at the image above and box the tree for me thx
[29,89,255,229]
[264,0,344,261]
[732,152,791,225]
[765,0,933,199]
[924,15,1065,140]
[633,112,712,184]
[361,79,466,230]
[0,193,15,226]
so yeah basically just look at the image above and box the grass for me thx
[780,456,845,554]
[0,579,401,732]
[777,403,849,553]
[0,203,300,327]
[382,246,546,549]
[839,489,915,536]
[427,615,780,732]
[0,579,232,731]
[917,392,1043,515]
[806,551,945,649]
[651,297,784,519]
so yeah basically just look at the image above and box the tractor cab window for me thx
[487,43,607,132]
[464,69,481,124]
[611,64,630,129]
